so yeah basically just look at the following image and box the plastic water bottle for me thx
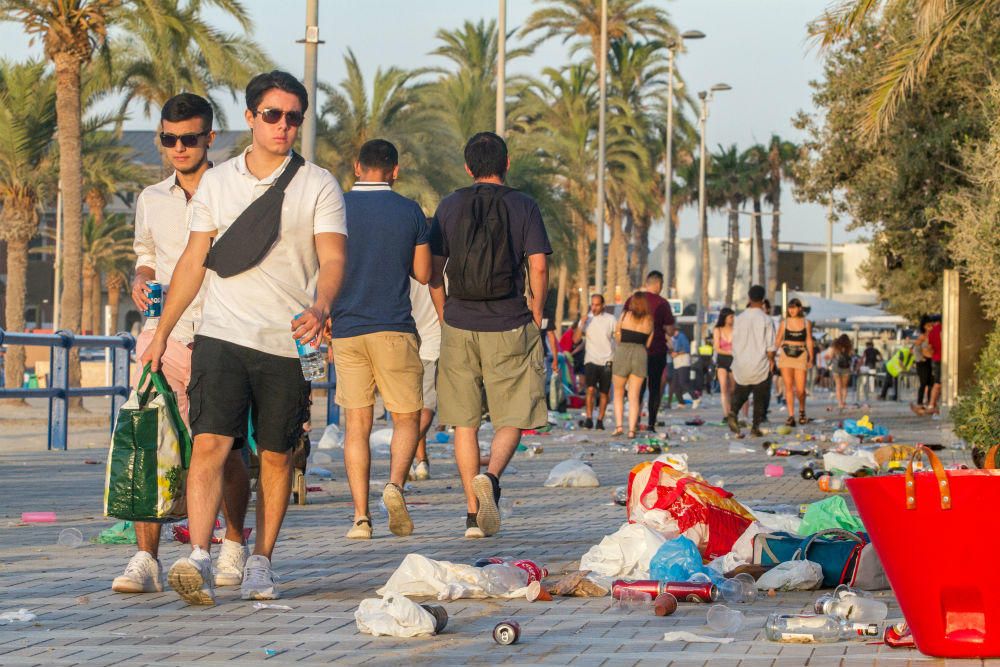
[294,335,325,381]
[482,563,529,595]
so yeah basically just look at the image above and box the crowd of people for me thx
[115,69,944,609]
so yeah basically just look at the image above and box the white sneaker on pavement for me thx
[167,546,215,606]
[214,539,249,587]
[241,554,279,600]
[411,460,430,481]
[112,551,163,593]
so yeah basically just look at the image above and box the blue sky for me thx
[0,0,857,245]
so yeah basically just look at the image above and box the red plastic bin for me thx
[847,445,1000,658]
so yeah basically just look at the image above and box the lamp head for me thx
[681,30,706,39]
[711,83,732,92]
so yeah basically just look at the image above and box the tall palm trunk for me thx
[768,200,781,300]
[604,217,620,303]
[106,276,123,333]
[91,274,103,334]
[724,204,740,307]
[82,265,95,335]
[616,211,631,295]
[630,216,650,287]
[554,264,568,336]
[53,53,84,408]
[2,236,29,404]
[575,224,590,319]
[753,196,766,286]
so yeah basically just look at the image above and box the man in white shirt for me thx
[409,277,444,481]
[143,71,347,605]
[114,94,250,596]
[728,285,776,438]
[573,294,616,429]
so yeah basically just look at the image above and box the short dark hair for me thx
[590,293,605,304]
[464,132,508,179]
[245,70,309,114]
[358,139,398,172]
[161,93,213,131]
[748,285,766,302]
[646,270,663,283]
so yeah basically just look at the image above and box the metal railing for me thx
[0,328,133,450]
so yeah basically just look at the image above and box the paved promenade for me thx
[0,392,981,666]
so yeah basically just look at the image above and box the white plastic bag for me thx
[823,450,877,475]
[753,511,803,535]
[653,452,688,473]
[756,560,824,591]
[831,429,854,444]
[370,427,394,448]
[544,459,600,488]
[354,594,436,637]
[317,422,343,449]
[377,554,528,600]
[579,523,666,579]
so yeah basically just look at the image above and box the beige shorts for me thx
[330,332,423,413]
[437,322,546,430]
[613,342,648,379]
[421,358,438,411]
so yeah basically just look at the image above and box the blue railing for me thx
[0,329,133,450]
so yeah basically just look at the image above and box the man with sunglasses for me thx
[143,71,347,605]
[116,93,252,596]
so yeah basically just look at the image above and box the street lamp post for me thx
[298,0,322,162]
[595,0,608,296]
[496,0,507,136]
[693,83,731,346]
[663,30,704,298]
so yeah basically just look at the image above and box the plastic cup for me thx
[613,588,652,613]
[706,604,745,634]
[498,497,514,519]
[720,573,757,604]
[571,446,586,460]
[688,572,713,584]
[57,528,83,548]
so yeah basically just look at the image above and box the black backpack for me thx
[445,184,518,301]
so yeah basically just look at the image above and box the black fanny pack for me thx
[203,152,305,278]
[782,344,805,358]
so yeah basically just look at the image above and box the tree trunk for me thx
[2,236,29,404]
[753,196,766,286]
[768,198,781,301]
[554,263,568,337]
[107,280,122,333]
[92,273,103,334]
[53,53,85,408]
[667,204,680,296]
[604,217,618,304]
[616,211,631,296]
[575,225,590,320]
[725,206,740,307]
[631,216,650,288]
[82,265,94,336]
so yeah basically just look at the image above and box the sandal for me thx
[785,416,797,427]
[628,430,637,439]
[798,412,811,425]
[612,427,624,436]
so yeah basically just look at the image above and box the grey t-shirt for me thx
[429,184,552,332]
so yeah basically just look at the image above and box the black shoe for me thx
[750,427,764,438]
[464,513,484,539]
[595,420,604,430]
[725,413,740,434]
[584,418,594,429]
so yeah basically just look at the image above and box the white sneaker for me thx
[241,554,279,600]
[411,460,430,481]
[112,551,163,593]
[214,539,249,587]
[167,546,215,606]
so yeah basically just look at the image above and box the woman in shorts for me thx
[775,298,814,426]
[713,308,736,420]
[612,292,653,438]
[826,334,854,411]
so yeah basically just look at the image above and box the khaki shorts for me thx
[438,322,546,429]
[331,332,423,413]
[613,342,648,379]
[422,358,438,411]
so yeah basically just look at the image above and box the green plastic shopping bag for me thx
[103,364,192,521]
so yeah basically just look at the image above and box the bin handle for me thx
[905,444,951,511]
[985,445,1000,470]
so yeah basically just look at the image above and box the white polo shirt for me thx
[583,311,617,365]
[409,278,440,362]
[133,173,203,345]
[187,147,347,358]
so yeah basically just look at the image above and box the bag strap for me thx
[639,461,669,510]
[905,444,951,510]
[136,364,155,408]
[798,528,865,561]
[271,152,305,193]
[985,444,1000,470]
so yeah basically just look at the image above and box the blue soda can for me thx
[145,281,162,318]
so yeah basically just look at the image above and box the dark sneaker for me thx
[584,418,594,429]
[473,473,501,537]
[595,420,605,430]
[725,413,740,434]
[464,513,484,539]
[750,427,764,438]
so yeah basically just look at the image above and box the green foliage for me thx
[952,330,1000,460]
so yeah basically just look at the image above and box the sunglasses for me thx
[159,131,209,148]
[254,107,304,127]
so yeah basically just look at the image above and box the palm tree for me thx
[81,214,133,335]
[765,135,799,300]
[317,50,446,211]
[812,0,996,139]
[0,0,256,402]
[0,59,56,399]
[743,144,770,287]
[667,152,700,295]
[711,144,751,306]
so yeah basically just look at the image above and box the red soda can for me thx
[511,559,548,583]
[493,620,521,645]
[883,622,915,648]
[662,581,719,603]
[611,579,663,599]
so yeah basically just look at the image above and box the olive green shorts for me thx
[613,342,649,379]
[437,321,547,430]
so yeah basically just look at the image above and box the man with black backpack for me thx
[429,132,551,538]
[143,71,347,604]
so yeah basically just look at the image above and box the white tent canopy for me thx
[788,293,907,328]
